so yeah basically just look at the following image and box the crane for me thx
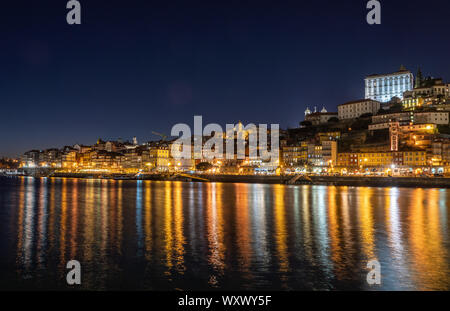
[151,131,168,141]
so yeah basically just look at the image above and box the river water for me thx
[0,176,449,290]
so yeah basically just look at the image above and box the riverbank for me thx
[12,172,450,188]
[200,174,450,188]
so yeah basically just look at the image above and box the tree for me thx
[328,117,339,123]
[389,102,403,113]
[351,119,370,130]
[300,121,312,127]
[359,113,373,118]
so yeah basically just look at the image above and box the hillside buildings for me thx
[16,65,450,177]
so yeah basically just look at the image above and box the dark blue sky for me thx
[1,0,450,156]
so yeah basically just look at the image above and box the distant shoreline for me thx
[3,172,450,188]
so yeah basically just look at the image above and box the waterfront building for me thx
[61,150,78,169]
[353,151,426,169]
[338,99,381,120]
[121,148,145,170]
[431,139,450,166]
[336,150,429,173]
[336,152,359,168]
[365,66,414,102]
[282,142,308,167]
[307,144,323,166]
[81,150,122,171]
[39,149,61,168]
[304,140,337,167]
[149,146,170,171]
[402,151,427,167]
[20,150,40,168]
[322,140,337,166]
[357,152,394,168]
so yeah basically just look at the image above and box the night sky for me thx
[1,0,450,157]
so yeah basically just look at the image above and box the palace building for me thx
[365,66,414,102]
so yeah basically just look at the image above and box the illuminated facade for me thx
[282,143,308,167]
[338,99,380,120]
[365,67,414,102]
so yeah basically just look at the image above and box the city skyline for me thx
[3,64,448,158]
[2,0,450,157]
[2,1,450,295]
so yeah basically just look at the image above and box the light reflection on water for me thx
[0,176,449,290]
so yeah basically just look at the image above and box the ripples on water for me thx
[0,177,449,290]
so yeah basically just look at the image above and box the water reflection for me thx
[2,177,449,290]
[206,183,225,285]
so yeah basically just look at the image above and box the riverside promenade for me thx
[11,169,450,188]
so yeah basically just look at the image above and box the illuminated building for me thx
[337,152,359,168]
[304,107,338,125]
[410,78,449,98]
[338,99,381,120]
[358,152,394,167]
[321,140,337,166]
[431,139,450,166]
[307,144,322,166]
[365,66,414,102]
[61,149,78,169]
[402,77,449,110]
[402,97,425,110]
[371,112,413,125]
[149,146,170,171]
[414,111,449,125]
[337,150,429,172]
[282,142,308,167]
[20,150,40,168]
[317,131,341,142]
[403,151,427,167]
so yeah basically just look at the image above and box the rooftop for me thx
[338,99,380,106]
[365,66,412,79]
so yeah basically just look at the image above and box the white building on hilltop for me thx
[304,106,338,125]
[338,99,380,120]
[365,66,414,102]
